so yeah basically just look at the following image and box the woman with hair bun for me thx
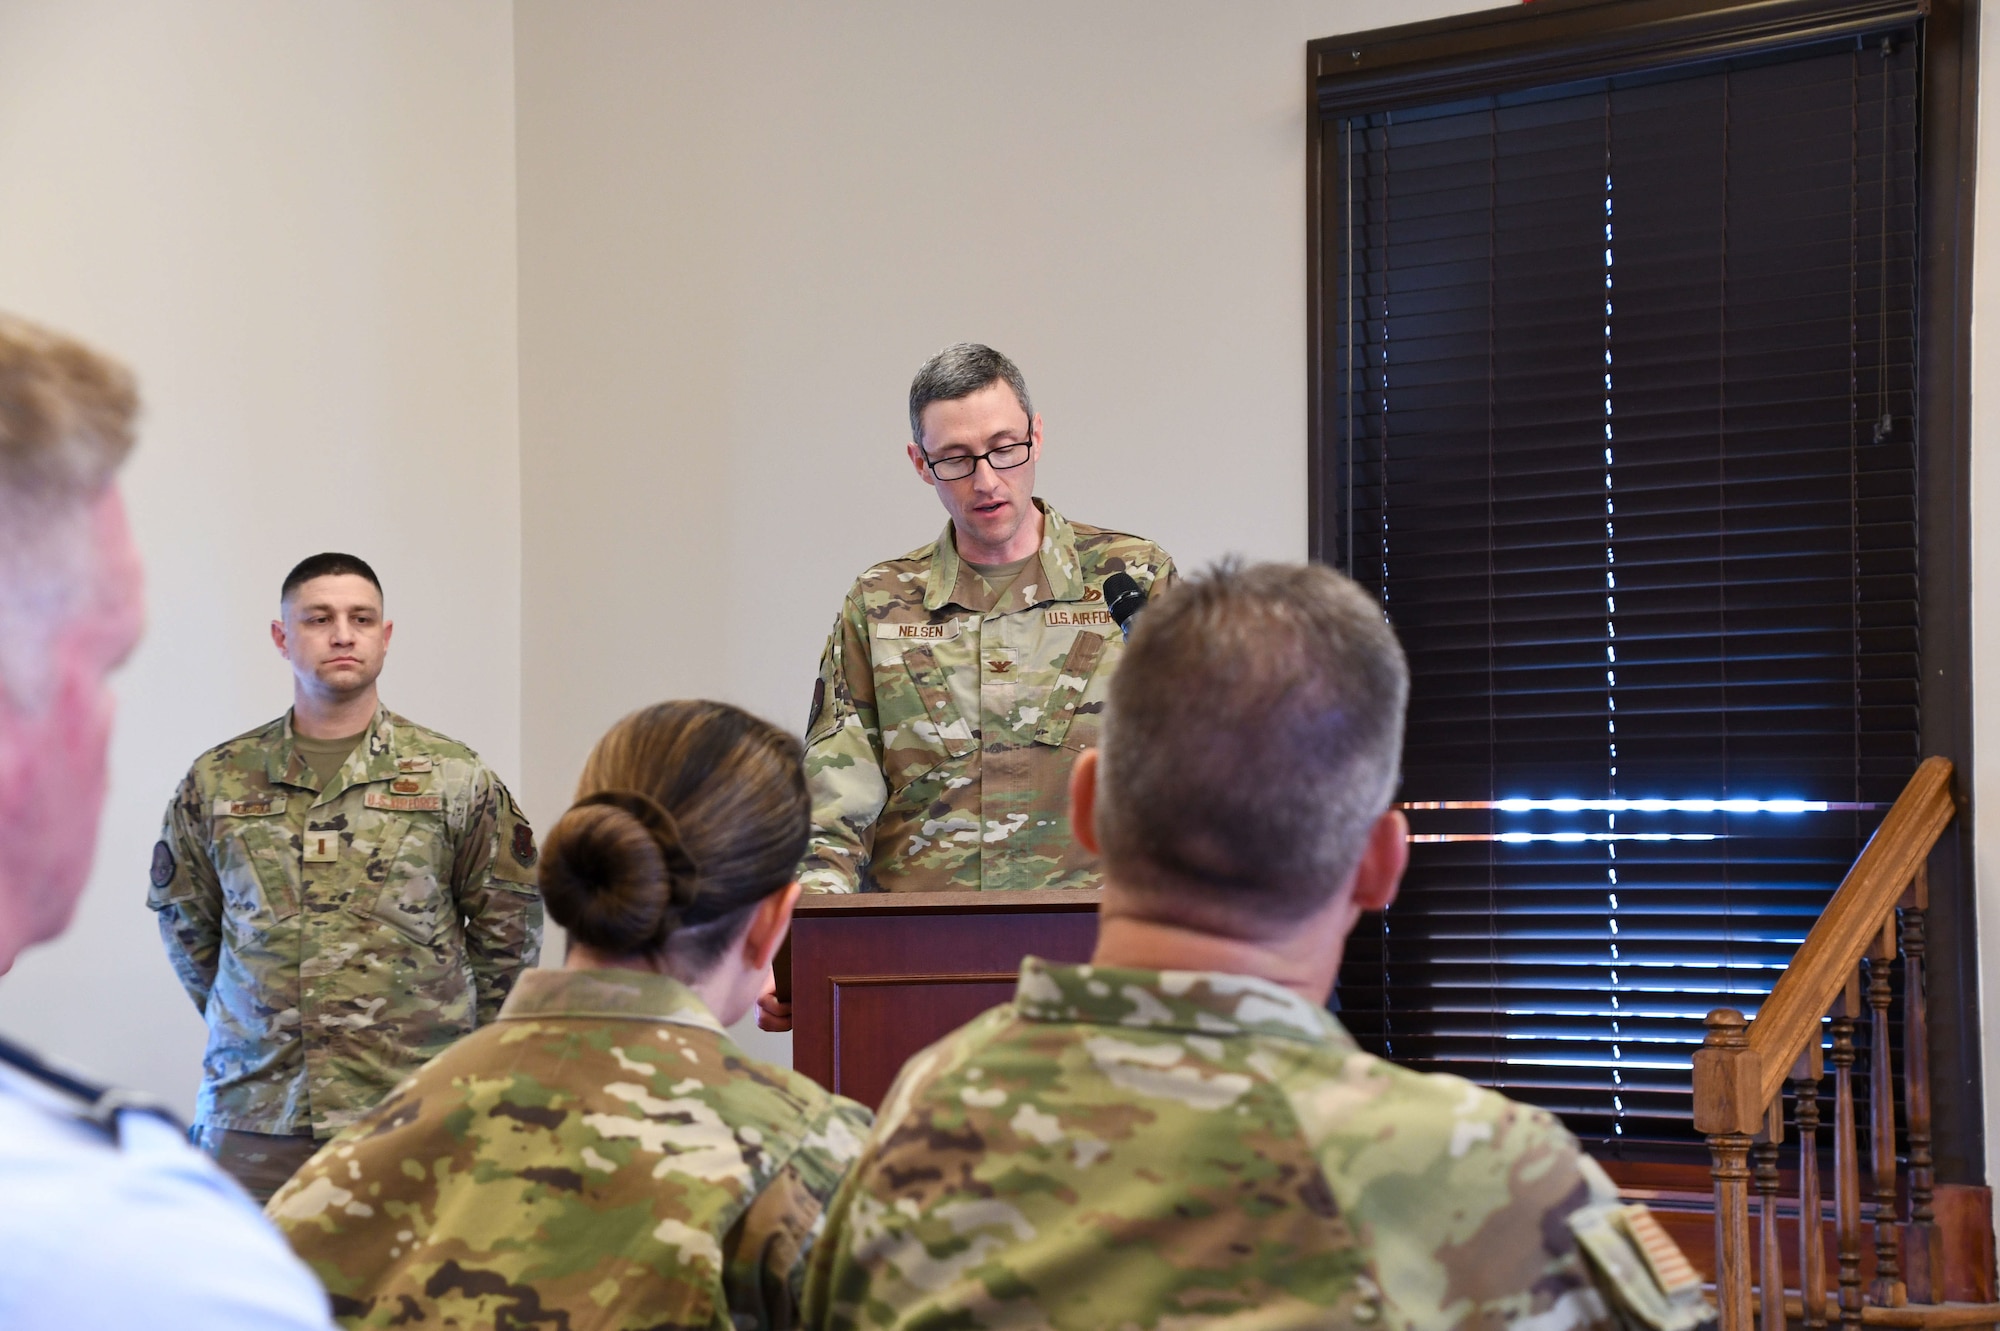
[270,701,872,1331]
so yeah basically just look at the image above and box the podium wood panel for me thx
[790,890,1099,1109]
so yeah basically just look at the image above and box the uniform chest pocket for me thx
[883,643,977,792]
[346,795,453,946]
[1033,630,1109,752]
[211,801,301,922]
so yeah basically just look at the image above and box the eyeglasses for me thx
[920,437,1033,482]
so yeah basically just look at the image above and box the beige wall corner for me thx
[1974,0,2000,1231]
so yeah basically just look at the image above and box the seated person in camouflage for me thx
[150,552,544,1202]
[805,562,1701,1331]
[271,699,874,1331]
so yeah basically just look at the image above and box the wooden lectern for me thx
[787,889,1099,1109]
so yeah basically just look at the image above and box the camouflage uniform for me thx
[802,500,1174,893]
[149,706,544,1139]
[806,958,1703,1331]
[270,967,875,1331]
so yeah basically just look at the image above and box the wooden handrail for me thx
[1694,757,1955,1135]
[1694,756,1961,1331]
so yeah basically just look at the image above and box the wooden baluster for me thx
[1833,975,1864,1329]
[1867,917,1905,1305]
[1703,1009,1757,1331]
[1756,1100,1784,1331]
[1796,1044,1828,1329]
[1900,868,1939,1302]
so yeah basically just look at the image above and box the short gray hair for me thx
[908,343,1034,444]
[0,313,138,707]
[1095,560,1408,927]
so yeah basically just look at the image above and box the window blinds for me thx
[1322,33,1921,1157]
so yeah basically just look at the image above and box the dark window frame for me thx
[1305,0,1981,1183]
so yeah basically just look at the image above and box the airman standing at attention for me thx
[797,343,1175,897]
[804,562,1708,1331]
[150,553,543,1203]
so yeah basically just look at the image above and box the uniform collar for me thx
[924,499,1085,613]
[269,705,399,803]
[496,967,726,1034]
[1012,957,1347,1047]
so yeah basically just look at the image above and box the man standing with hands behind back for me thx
[150,553,543,1202]
[797,343,1175,899]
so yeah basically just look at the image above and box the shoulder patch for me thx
[1620,1204,1703,1299]
[150,840,176,889]
[808,677,826,733]
[1569,1203,1712,1331]
[512,822,538,867]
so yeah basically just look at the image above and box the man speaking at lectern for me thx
[797,344,1174,895]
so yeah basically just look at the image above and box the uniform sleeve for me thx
[1424,1107,1622,1331]
[147,773,224,1013]
[450,771,545,1023]
[1147,551,1178,598]
[802,1031,973,1331]
[723,1094,873,1331]
[798,599,888,895]
[1324,1083,1622,1331]
[0,1109,337,1331]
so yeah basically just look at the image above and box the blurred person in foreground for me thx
[150,551,544,1202]
[0,312,335,1327]
[272,700,873,1331]
[804,561,1706,1331]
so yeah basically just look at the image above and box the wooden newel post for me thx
[1696,1008,1762,1331]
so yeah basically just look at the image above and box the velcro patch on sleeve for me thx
[1618,1204,1704,1298]
[1569,1204,1712,1331]
[150,840,176,888]
[364,791,444,812]
[874,620,961,641]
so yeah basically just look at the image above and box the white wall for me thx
[1970,0,2000,1211]
[0,1,522,1117]
[512,0,1489,1063]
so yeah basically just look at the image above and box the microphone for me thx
[1103,572,1147,641]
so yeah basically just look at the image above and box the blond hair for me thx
[0,313,138,705]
